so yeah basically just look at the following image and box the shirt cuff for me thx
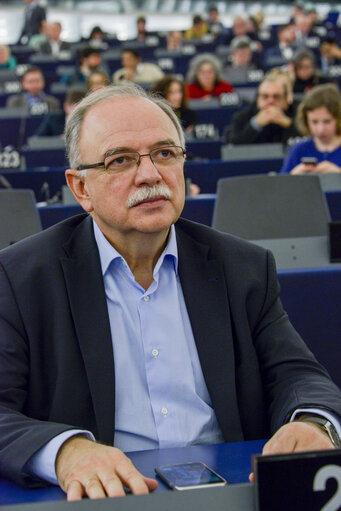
[24,429,95,485]
[250,116,262,132]
[290,408,341,438]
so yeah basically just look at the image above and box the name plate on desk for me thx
[0,149,21,169]
[254,449,341,510]
[193,124,216,139]
[29,102,49,115]
[219,92,240,107]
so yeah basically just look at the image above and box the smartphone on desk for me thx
[300,157,318,165]
[155,462,227,490]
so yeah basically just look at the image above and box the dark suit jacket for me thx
[0,214,341,486]
[225,101,299,145]
[38,40,72,55]
[20,4,46,38]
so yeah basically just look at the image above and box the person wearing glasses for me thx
[1,83,341,500]
[225,75,299,144]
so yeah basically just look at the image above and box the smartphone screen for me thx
[155,462,227,490]
[300,157,318,165]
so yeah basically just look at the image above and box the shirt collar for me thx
[93,219,178,277]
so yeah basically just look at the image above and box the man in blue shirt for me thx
[0,83,341,500]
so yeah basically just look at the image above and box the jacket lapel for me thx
[60,216,115,444]
[176,223,243,442]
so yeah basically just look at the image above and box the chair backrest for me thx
[317,173,341,192]
[0,189,42,249]
[212,174,330,239]
[61,185,78,205]
[221,143,285,161]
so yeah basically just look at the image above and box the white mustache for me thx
[126,185,172,208]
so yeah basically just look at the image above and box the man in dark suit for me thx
[0,84,341,501]
[19,0,46,44]
[5,65,60,113]
[264,24,297,65]
[37,22,72,57]
[225,75,299,144]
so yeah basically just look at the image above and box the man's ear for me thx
[65,169,94,212]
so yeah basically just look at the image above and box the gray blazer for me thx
[6,93,60,112]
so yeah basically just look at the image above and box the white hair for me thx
[64,83,185,171]
[186,53,223,83]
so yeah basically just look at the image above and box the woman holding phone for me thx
[280,83,341,174]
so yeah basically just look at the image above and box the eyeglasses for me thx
[258,93,285,101]
[77,145,186,173]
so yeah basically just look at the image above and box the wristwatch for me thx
[297,414,341,448]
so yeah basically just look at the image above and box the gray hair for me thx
[64,82,185,170]
[186,53,223,83]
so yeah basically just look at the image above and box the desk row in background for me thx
[0,96,246,145]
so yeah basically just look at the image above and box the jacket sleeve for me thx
[0,264,77,487]
[225,107,262,144]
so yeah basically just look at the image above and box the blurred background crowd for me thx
[0,0,341,180]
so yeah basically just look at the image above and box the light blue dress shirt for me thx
[26,220,223,483]
[95,221,224,452]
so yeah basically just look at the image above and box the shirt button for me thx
[161,407,168,416]
[143,296,149,302]
[152,348,159,357]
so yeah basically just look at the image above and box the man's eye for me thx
[156,149,174,159]
[107,155,135,167]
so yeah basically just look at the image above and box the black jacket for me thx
[225,101,299,145]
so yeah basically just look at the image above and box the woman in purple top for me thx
[280,83,341,174]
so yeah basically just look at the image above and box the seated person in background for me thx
[280,83,341,174]
[112,48,164,85]
[34,88,86,136]
[289,1,304,24]
[86,70,110,92]
[86,26,109,50]
[223,36,259,77]
[134,15,157,42]
[304,4,324,32]
[265,67,296,110]
[37,22,72,57]
[60,46,110,86]
[265,24,297,63]
[166,30,183,52]
[247,11,265,40]
[6,65,60,112]
[1,83,341,500]
[319,34,341,73]
[289,49,330,94]
[225,74,299,144]
[151,75,198,131]
[224,15,257,46]
[0,45,17,70]
[207,4,227,39]
[186,53,233,99]
[293,13,316,48]
[183,14,209,41]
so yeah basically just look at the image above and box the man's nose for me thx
[135,155,162,184]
